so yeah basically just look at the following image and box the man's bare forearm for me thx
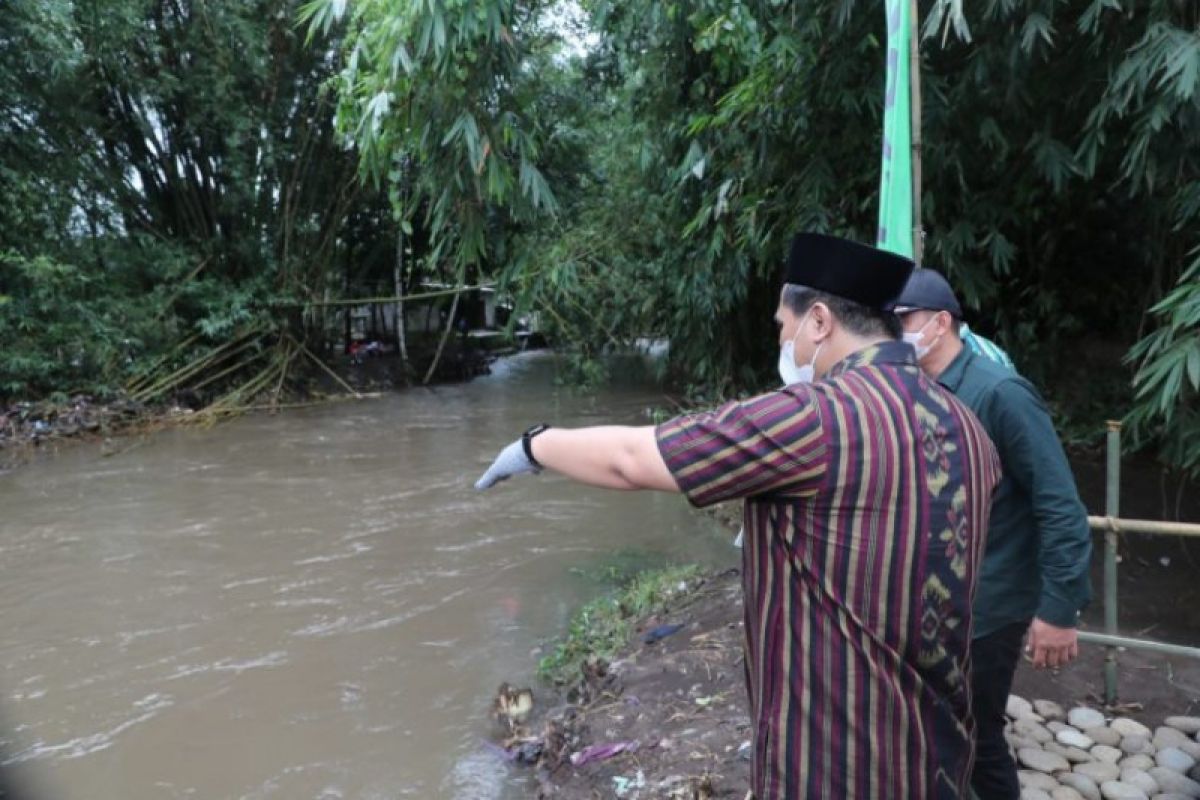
[530,426,680,492]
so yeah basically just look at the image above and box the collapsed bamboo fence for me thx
[122,327,367,424]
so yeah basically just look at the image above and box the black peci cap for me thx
[785,233,915,310]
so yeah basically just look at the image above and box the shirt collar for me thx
[935,343,974,392]
[826,340,916,378]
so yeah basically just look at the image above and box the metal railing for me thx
[1075,421,1200,705]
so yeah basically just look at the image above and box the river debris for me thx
[570,740,641,767]
[491,569,752,798]
[0,395,171,469]
[642,623,685,644]
[492,682,535,732]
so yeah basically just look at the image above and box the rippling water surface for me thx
[0,353,733,798]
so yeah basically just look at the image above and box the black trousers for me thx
[969,620,1030,800]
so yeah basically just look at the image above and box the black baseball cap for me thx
[892,268,963,318]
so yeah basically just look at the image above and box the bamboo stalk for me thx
[131,331,263,403]
[273,284,490,309]
[124,331,204,393]
[422,280,464,385]
[154,257,210,320]
[188,347,271,393]
[538,298,580,341]
[203,359,283,414]
[563,292,622,349]
[288,334,362,397]
[271,340,297,411]
[233,363,281,402]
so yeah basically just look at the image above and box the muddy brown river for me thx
[0,353,733,799]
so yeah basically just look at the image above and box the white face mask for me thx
[778,312,824,385]
[903,316,940,360]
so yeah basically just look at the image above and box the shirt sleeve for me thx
[653,388,828,508]
[983,378,1093,626]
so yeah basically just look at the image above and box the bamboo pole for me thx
[563,291,622,350]
[287,334,362,398]
[909,0,924,266]
[539,298,580,341]
[270,339,297,411]
[200,357,286,417]
[132,337,257,402]
[154,257,210,320]
[1087,515,1200,537]
[187,348,270,393]
[422,282,464,385]
[272,284,489,310]
[1103,421,1122,705]
[1078,631,1200,661]
[130,329,263,403]
[124,331,203,394]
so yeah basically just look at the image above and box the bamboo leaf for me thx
[1021,13,1056,54]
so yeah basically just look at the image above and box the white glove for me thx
[475,439,540,490]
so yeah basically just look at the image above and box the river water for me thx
[0,352,734,799]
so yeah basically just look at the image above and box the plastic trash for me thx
[569,740,640,767]
[642,623,684,644]
[613,770,646,797]
[481,738,542,764]
[480,739,517,762]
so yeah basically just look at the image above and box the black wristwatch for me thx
[522,423,551,469]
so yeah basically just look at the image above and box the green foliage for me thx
[0,0,400,402]
[307,0,1199,471]
[302,0,560,279]
[544,0,1197,462]
[1126,248,1200,476]
[537,564,700,685]
[0,251,163,397]
[4,0,1199,476]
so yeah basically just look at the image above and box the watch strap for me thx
[522,423,551,469]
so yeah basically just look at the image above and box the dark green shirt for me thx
[937,345,1092,638]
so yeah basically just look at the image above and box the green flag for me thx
[877,0,913,259]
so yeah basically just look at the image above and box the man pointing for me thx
[477,233,1001,799]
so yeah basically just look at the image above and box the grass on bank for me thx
[537,564,701,685]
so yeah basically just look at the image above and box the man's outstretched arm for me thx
[475,426,680,492]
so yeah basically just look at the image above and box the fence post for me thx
[1103,420,1122,706]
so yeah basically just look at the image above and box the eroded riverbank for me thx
[499,562,1199,799]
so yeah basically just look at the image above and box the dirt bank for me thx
[498,564,1197,799]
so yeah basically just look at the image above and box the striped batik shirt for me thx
[655,341,1001,800]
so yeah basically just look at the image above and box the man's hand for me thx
[1025,618,1078,669]
[475,439,539,490]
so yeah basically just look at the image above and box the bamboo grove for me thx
[2,0,1198,473]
